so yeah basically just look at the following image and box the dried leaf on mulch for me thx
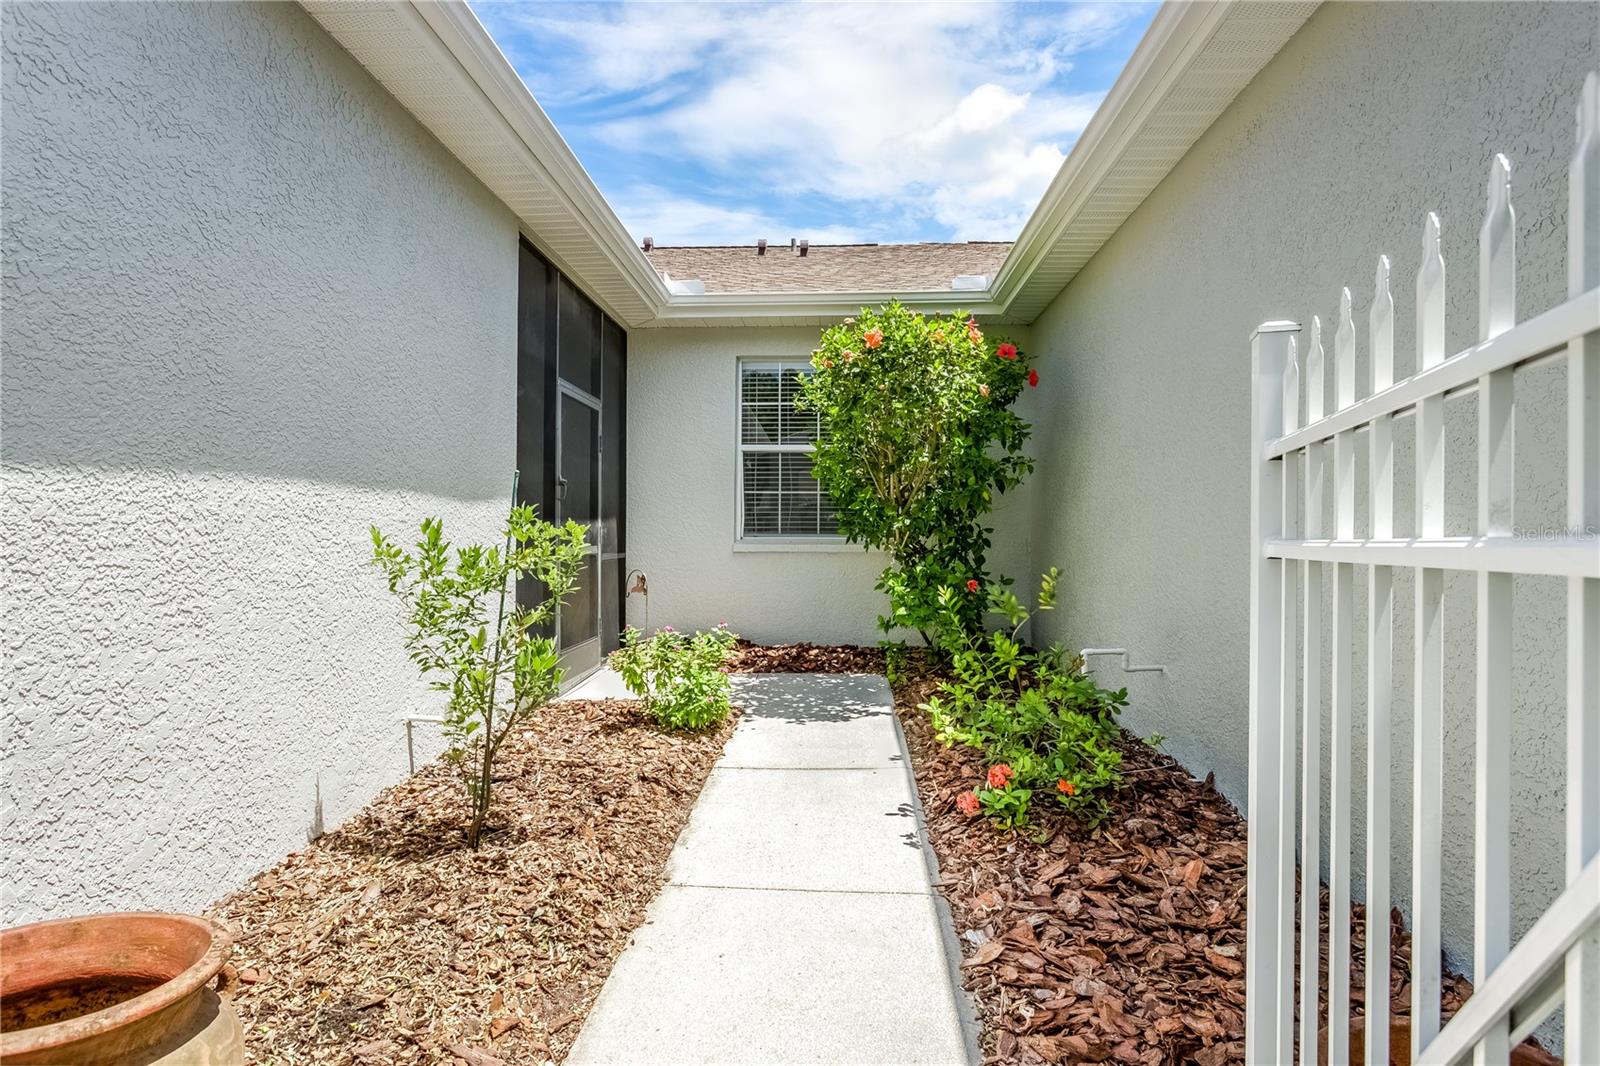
[723,639,885,674]
[206,699,735,1066]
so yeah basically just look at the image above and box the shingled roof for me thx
[644,241,1012,294]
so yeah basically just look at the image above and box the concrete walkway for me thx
[565,672,977,1066]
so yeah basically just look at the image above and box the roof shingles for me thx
[645,241,1011,295]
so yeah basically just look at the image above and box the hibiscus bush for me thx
[926,569,1127,829]
[611,624,738,730]
[798,302,1036,642]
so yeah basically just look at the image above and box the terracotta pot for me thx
[1319,1016,1560,1066]
[0,913,244,1065]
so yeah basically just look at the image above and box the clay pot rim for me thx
[0,912,232,1056]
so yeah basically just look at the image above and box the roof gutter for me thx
[988,1,1234,313]
[408,2,673,312]
[650,289,1006,325]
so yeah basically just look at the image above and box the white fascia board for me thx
[989,1,1233,312]
[648,290,1006,327]
[406,2,672,313]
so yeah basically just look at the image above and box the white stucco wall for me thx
[1,2,518,922]
[1020,0,1594,992]
[626,324,1039,645]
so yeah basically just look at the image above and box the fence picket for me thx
[1567,70,1600,1066]
[1366,257,1395,1066]
[1278,339,1301,1065]
[1245,72,1600,1064]
[1246,321,1299,1065]
[1412,213,1448,1065]
[1474,155,1516,1066]
[1329,288,1357,1066]
[1301,315,1327,1066]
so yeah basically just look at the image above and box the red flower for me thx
[863,328,884,349]
[956,791,980,816]
[1057,779,1076,796]
[1028,368,1039,388]
[986,764,1014,789]
[996,342,1017,360]
[966,578,979,593]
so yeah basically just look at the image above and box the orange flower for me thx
[956,791,980,816]
[1057,779,1075,796]
[820,357,834,369]
[932,329,946,343]
[979,383,990,397]
[842,350,856,362]
[986,764,1014,789]
[863,327,884,349]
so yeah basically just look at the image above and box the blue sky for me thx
[470,1,1157,247]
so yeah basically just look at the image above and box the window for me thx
[737,360,840,539]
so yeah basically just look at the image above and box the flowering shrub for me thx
[799,302,1035,643]
[925,569,1127,829]
[611,624,738,730]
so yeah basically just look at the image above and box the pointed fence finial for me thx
[1418,213,1447,370]
[1283,335,1300,433]
[1335,287,1356,410]
[1479,154,1516,341]
[1307,315,1326,423]
[1572,71,1599,296]
[1371,255,1394,391]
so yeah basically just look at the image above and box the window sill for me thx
[733,538,862,554]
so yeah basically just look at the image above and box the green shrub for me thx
[611,624,738,730]
[924,569,1127,829]
[799,302,1036,643]
[371,504,587,848]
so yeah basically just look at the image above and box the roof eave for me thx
[410,2,672,311]
[991,0,1318,322]
[648,289,1006,327]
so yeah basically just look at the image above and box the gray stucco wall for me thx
[1021,0,1595,991]
[626,324,1039,645]
[2,2,518,922]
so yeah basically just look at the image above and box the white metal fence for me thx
[1245,71,1600,1065]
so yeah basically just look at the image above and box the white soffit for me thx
[299,0,668,328]
[992,0,1319,322]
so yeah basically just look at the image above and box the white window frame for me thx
[734,358,849,550]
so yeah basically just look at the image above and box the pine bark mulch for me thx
[723,638,885,674]
[891,657,1552,1066]
[206,699,736,1066]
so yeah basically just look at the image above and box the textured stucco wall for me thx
[626,324,1038,645]
[1021,1,1595,988]
[2,2,518,922]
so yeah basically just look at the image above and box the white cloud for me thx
[476,1,1152,242]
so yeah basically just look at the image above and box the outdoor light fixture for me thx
[625,568,649,632]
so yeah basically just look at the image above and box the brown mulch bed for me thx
[206,699,736,1066]
[723,638,885,674]
[888,652,1534,1066]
